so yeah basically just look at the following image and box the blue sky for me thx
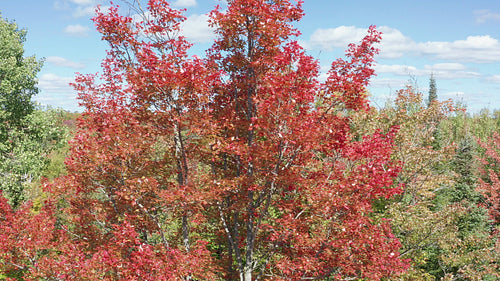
[1,0,500,112]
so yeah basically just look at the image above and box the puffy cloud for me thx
[377,26,415,58]
[307,25,416,59]
[53,0,103,18]
[64,24,90,37]
[129,12,215,43]
[46,56,85,69]
[308,26,368,51]
[307,25,500,63]
[73,5,97,18]
[474,9,500,24]
[172,0,197,7]
[181,14,215,43]
[418,35,500,62]
[38,73,75,93]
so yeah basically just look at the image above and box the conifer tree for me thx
[427,73,437,107]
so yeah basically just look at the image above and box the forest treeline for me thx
[2,1,500,280]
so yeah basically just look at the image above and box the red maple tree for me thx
[0,0,408,280]
[478,133,500,227]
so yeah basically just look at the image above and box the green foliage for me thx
[441,108,500,144]
[0,108,69,207]
[1,3,500,279]
[350,86,500,280]
[0,14,73,208]
[453,137,477,183]
[427,73,437,107]
[0,13,42,128]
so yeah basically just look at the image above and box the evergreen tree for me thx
[427,73,437,107]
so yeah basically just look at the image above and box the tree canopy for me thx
[0,1,408,280]
[0,13,42,125]
[1,1,500,280]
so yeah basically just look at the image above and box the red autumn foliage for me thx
[0,0,408,280]
[478,132,500,227]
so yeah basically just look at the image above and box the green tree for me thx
[431,136,494,280]
[352,87,457,280]
[427,73,437,107]
[0,107,69,207]
[352,87,498,280]
[0,14,68,208]
[0,13,42,127]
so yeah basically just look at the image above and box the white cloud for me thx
[377,26,415,58]
[307,25,500,63]
[308,26,367,51]
[129,12,215,43]
[33,92,80,112]
[418,35,500,62]
[307,26,415,59]
[35,74,79,111]
[73,5,96,18]
[38,73,75,93]
[33,92,78,109]
[69,0,95,5]
[374,64,419,76]
[485,75,500,83]
[369,77,408,89]
[54,0,102,18]
[46,56,85,69]
[441,91,466,99]
[427,63,466,71]
[172,0,197,7]
[374,63,480,79]
[474,9,500,24]
[181,14,215,43]
[53,0,69,10]
[64,24,90,37]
